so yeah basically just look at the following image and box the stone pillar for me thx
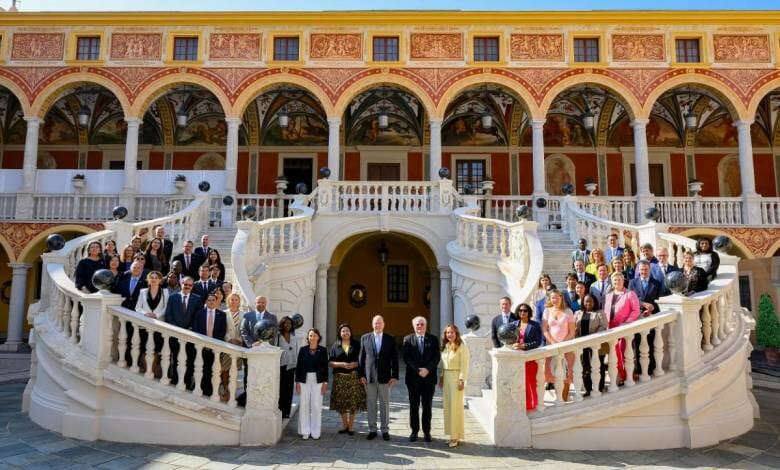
[439,267,452,328]
[531,118,546,196]
[315,264,328,341]
[224,117,241,193]
[735,120,761,224]
[429,118,442,181]
[0,263,32,351]
[429,269,440,338]
[632,118,654,214]
[327,118,341,180]
[326,267,338,345]
[122,117,141,193]
[489,348,531,447]
[240,344,283,445]
[21,117,40,193]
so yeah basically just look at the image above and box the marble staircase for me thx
[537,230,575,287]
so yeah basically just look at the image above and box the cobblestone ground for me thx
[1,357,778,469]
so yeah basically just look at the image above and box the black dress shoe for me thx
[409,433,418,442]
[347,430,355,436]
[382,432,390,441]
[424,434,432,442]
[367,432,377,440]
[338,428,348,434]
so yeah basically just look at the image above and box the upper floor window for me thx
[173,37,198,61]
[574,38,600,63]
[675,38,701,63]
[473,36,499,62]
[76,36,100,61]
[387,265,409,303]
[274,36,299,61]
[373,36,399,62]
[455,159,486,193]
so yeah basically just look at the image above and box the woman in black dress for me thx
[74,241,105,293]
[103,240,118,264]
[144,237,169,275]
[328,323,365,435]
[681,250,708,295]
[106,255,123,292]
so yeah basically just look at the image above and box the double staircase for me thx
[536,230,576,287]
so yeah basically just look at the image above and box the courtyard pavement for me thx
[0,351,778,469]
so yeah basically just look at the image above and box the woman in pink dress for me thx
[541,290,576,401]
[602,271,641,384]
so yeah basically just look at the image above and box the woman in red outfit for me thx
[512,303,543,410]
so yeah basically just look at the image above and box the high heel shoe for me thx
[448,440,459,447]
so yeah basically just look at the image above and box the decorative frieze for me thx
[410,33,463,60]
[209,33,262,61]
[510,34,564,61]
[110,33,163,61]
[11,33,64,60]
[309,33,362,60]
[612,34,665,62]
[713,35,771,63]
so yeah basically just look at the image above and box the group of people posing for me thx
[491,235,719,406]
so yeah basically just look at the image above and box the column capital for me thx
[7,262,32,270]
[123,117,142,126]
[23,116,42,126]
[225,117,242,125]
[733,119,754,128]
[429,118,443,126]
[531,118,546,128]
[438,266,452,277]
[317,263,330,272]
[327,117,341,126]
[630,118,650,127]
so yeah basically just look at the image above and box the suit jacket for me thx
[574,271,597,290]
[589,279,613,308]
[515,320,542,350]
[240,310,279,347]
[116,273,148,310]
[571,249,591,266]
[194,246,211,260]
[171,252,205,280]
[491,312,519,348]
[161,238,173,263]
[604,246,625,263]
[294,345,329,384]
[192,307,227,341]
[164,291,201,329]
[657,263,681,295]
[563,290,580,312]
[134,287,170,320]
[192,279,217,307]
[401,333,440,386]
[358,332,399,384]
[634,262,666,286]
[628,277,662,314]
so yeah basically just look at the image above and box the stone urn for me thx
[584,181,598,196]
[688,180,703,197]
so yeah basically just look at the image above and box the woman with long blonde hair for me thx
[438,324,470,447]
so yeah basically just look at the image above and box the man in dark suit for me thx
[117,261,147,310]
[194,234,211,260]
[240,295,279,347]
[164,276,201,385]
[192,265,216,309]
[172,240,204,280]
[359,315,398,441]
[153,226,174,262]
[629,260,663,376]
[491,296,518,348]
[401,316,440,443]
[573,260,596,290]
[589,264,612,308]
[191,293,227,396]
[656,247,680,295]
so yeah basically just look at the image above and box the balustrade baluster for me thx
[624,335,635,387]
[638,332,650,382]
[653,325,665,377]
[193,344,204,396]
[129,325,141,373]
[144,329,156,379]
[117,319,128,368]
[211,349,222,402]
[608,340,619,393]
[710,300,721,347]
[589,345,602,397]
[176,342,188,391]
[69,299,80,343]
[535,359,546,413]
[228,355,238,407]
[701,303,713,351]
[554,354,565,404]
[159,334,171,386]
[572,348,584,402]
[667,321,677,371]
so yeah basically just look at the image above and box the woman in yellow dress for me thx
[438,324,470,447]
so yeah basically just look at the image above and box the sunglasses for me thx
[518,309,530,313]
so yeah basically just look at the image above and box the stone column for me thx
[315,264,328,341]
[439,267,452,328]
[327,118,341,180]
[224,117,241,193]
[429,118,442,181]
[632,118,654,214]
[122,118,141,193]
[531,118,546,196]
[0,263,32,351]
[429,269,440,338]
[326,267,339,345]
[735,120,761,224]
[21,117,41,193]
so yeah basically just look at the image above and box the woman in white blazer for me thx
[134,270,169,377]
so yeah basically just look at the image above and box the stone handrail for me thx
[654,196,744,226]
[760,197,780,225]
[33,193,120,221]
[575,197,638,224]
[0,194,17,220]
[480,195,533,222]
[315,178,455,215]
[561,196,655,254]
[236,194,297,220]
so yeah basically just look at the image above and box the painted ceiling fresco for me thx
[345,88,424,146]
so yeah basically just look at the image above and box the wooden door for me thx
[630,163,666,196]
[367,163,401,181]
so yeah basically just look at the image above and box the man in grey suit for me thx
[240,295,278,347]
[358,315,399,441]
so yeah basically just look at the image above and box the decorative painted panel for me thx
[713,35,771,63]
[209,33,262,61]
[11,33,64,60]
[309,33,362,60]
[410,33,463,60]
[611,34,665,61]
[509,34,564,61]
[109,33,163,61]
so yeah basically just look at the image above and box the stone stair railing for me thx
[315,179,455,215]
[24,193,284,445]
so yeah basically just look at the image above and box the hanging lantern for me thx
[582,112,595,130]
[78,105,90,127]
[378,108,389,129]
[684,112,697,130]
[176,108,188,127]
[480,111,493,129]
[278,106,289,129]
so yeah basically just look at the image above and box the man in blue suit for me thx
[192,265,217,309]
[628,260,663,376]
[164,276,201,386]
[116,261,147,310]
[604,233,625,264]
[191,293,227,397]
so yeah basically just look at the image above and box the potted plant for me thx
[71,173,86,189]
[688,179,704,197]
[757,293,780,365]
[174,174,187,192]
[584,177,598,196]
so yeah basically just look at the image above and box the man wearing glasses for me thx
[164,276,201,385]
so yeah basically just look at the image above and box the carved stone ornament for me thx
[309,34,362,60]
[410,33,463,60]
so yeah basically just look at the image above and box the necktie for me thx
[130,277,138,293]
[579,273,584,282]
[185,255,190,269]
[182,295,188,311]
[374,334,381,354]
[642,279,648,292]
[207,310,214,337]
[601,281,606,293]
[202,281,207,292]
[503,314,509,325]
[661,264,667,274]
[418,335,424,354]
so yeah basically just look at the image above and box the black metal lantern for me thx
[377,240,389,266]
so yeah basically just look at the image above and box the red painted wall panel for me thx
[670,153,688,196]
[408,152,423,180]
[569,153,598,195]
[606,153,623,196]
[517,152,533,195]
[86,151,102,169]
[148,151,164,170]
[693,154,724,197]
[51,150,79,169]
[344,152,360,180]
[441,152,452,173]
[2,150,23,169]
[237,151,249,194]
[317,152,327,172]
[755,153,777,197]
[490,152,509,195]
[258,152,278,194]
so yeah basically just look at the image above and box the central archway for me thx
[328,232,438,344]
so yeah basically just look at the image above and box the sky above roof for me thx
[12,0,780,11]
